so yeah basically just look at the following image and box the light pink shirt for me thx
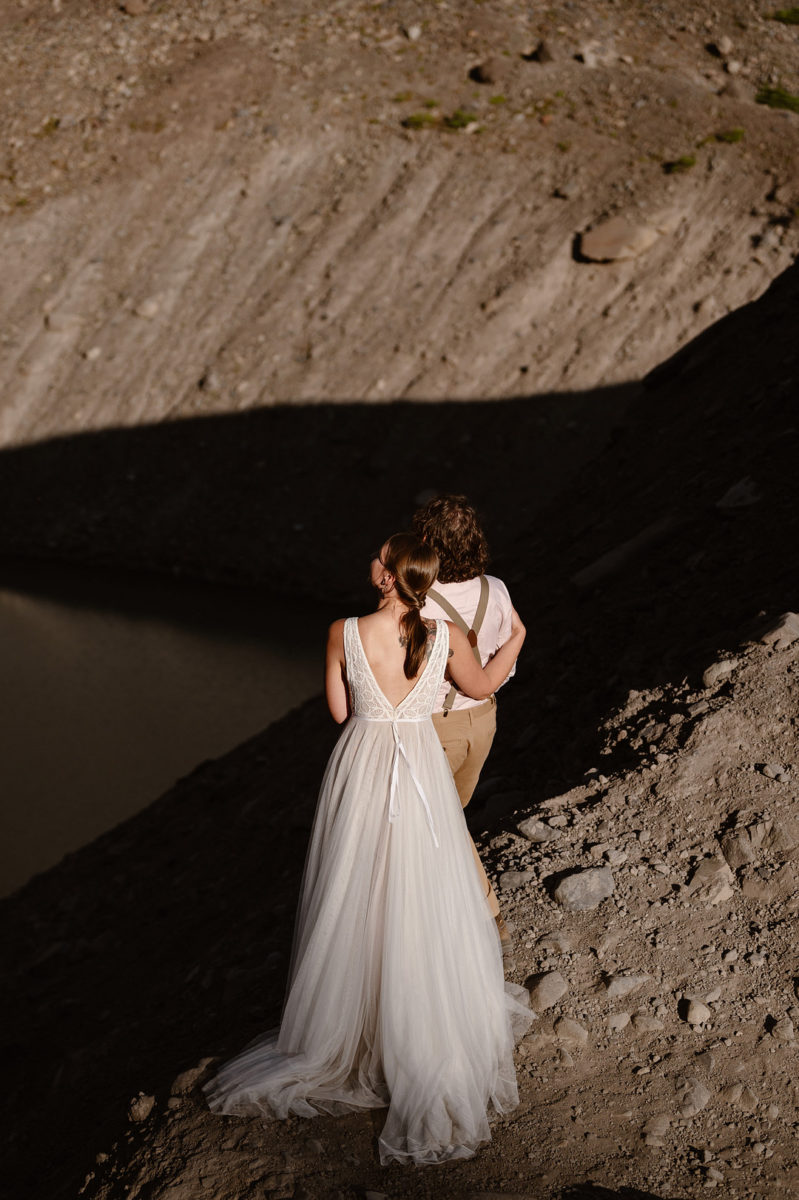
[421,574,517,713]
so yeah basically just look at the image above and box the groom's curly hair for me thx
[411,494,490,584]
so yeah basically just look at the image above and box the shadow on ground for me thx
[0,259,797,1199]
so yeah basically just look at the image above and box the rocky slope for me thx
[1,0,798,449]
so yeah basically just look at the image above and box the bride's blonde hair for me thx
[382,533,439,679]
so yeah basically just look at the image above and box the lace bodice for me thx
[344,617,449,721]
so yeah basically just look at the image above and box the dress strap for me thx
[351,716,439,847]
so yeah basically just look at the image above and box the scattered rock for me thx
[120,0,148,14]
[676,1075,711,1118]
[402,24,422,41]
[632,1014,664,1034]
[578,216,660,263]
[769,1016,795,1044]
[643,1113,671,1138]
[554,1017,589,1046]
[135,296,160,320]
[553,866,614,911]
[682,999,712,1026]
[128,1093,155,1122]
[526,970,568,1012]
[604,971,651,1000]
[758,611,799,649]
[687,856,735,906]
[499,869,535,890]
[607,1012,631,1032]
[536,931,572,954]
[702,658,738,688]
[171,1057,214,1095]
[760,762,787,780]
[517,817,559,844]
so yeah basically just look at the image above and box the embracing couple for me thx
[204,494,530,1166]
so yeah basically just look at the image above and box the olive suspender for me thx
[426,575,490,716]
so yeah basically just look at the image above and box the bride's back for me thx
[355,610,429,708]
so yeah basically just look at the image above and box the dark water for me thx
[0,561,334,897]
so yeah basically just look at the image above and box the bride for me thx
[204,532,530,1165]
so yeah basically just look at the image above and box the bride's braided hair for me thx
[382,533,440,679]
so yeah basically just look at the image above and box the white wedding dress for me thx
[204,617,532,1165]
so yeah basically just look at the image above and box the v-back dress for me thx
[203,617,531,1165]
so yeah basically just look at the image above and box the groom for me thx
[413,494,519,954]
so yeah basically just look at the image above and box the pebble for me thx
[770,1017,795,1044]
[758,611,799,649]
[499,869,535,890]
[516,817,559,844]
[554,1017,589,1046]
[701,659,738,689]
[527,970,568,1012]
[643,1113,671,1137]
[135,296,160,320]
[579,216,659,263]
[536,931,572,953]
[128,1093,155,1122]
[677,1076,711,1118]
[632,1014,664,1034]
[684,999,712,1026]
[553,866,615,912]
[760,762,785,780]
[605,971,651,1000]
[607,1012,630,1032]
[688,856,735,906]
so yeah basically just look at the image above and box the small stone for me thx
[536,931,572,953]
[705,1164,724,1183]
[702,659,738,688]
[403,23,421,41]
[643,1113,671,1137]
[499,869,534,890]
[121,0,148,14]
[553,867,614,912]
[758,612,799,648]
[554,1017,589,1046]
[632,1014,664,1034]
[676,1076,711,1118]
[84,345,102,361]
[607,1012,631,1032]
[760,762,784,780]
[770,1017,795,1044]
[718,35,734,55]
[557,1047,574,1067]
[725,59,742,75]
[517,817,559,844]
[579,216,659,263]
[604,848,628,866]
[128,1093,155,1122]
[605,971,651,1000]
[684,999,712,1026]
[135,297,160,320]
[526,970,568,1012]
[688,857,735,906]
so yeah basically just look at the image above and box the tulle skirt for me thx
[203,716,532,1165]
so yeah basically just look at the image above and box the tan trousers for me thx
[432,697,501,920]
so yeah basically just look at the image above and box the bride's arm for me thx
[325,619,351,723]
[446,607,526,701]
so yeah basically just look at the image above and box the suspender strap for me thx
[427,576,490,714]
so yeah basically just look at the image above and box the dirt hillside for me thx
[1,0,798,449]
[1,2,799,1199]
